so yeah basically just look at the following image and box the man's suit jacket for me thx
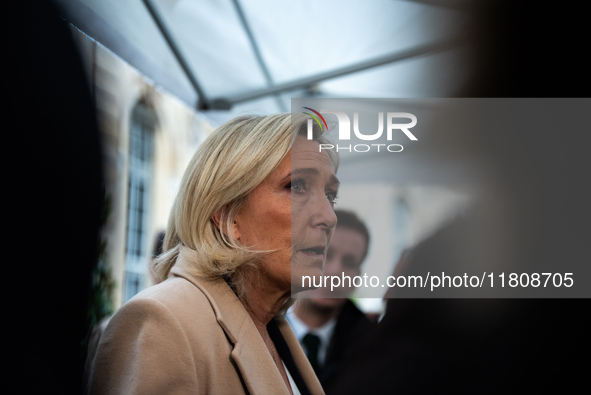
[318,299,375,390]
[88,250,324,394]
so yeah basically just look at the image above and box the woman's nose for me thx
[312,195,337,231]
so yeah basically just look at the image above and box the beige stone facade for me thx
[71,26,213,309]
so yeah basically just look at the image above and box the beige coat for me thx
[88,252,324,394]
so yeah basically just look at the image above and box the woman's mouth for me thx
[299,246,325,257]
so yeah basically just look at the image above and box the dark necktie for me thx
[302,333,321,375]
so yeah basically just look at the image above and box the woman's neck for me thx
[241,282,290,329]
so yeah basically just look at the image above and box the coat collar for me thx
[169,248,324,395]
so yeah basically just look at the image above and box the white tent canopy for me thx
[55,0,471,123]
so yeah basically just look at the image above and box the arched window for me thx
[124,100,156,301]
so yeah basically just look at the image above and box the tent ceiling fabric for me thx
[55,0,470,117]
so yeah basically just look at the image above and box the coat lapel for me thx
[278,319,325,394]
[170,250,291,394]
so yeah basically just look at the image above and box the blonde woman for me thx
[88,114,339,394]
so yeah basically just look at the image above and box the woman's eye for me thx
[290,180,305,193]
[326,191,339,206]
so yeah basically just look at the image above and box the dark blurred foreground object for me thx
[6,1,103,394]
[325,1,590,394]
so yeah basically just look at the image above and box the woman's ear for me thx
[212,208,241,241]
[212,209,222,229]
[232,220,241,241]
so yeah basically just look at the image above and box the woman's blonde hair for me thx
[152,113,337,299]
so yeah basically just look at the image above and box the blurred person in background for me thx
[6,1,103,394]
[88,114,339,394]
[288,209,375,391]
[148,230,166,285]
[324,1,591,393]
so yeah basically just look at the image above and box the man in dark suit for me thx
[287,209,376,391]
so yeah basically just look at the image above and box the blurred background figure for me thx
[6,1,103,394]
[324,1,591,394]
[288,210,376,391]
[148,230,166,285]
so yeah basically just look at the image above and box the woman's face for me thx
[234,135,339,294]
